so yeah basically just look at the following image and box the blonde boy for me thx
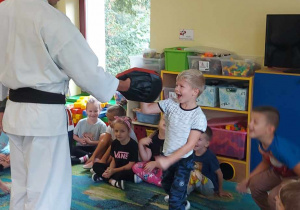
[141,69,207,209]
[236,106,300,210]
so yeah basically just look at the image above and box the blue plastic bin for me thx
[136,111,160,125]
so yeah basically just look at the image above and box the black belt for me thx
[9,88,66,104]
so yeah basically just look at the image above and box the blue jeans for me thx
[162,154,194,210]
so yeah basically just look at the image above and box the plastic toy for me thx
[225,123,246,132]
[222,59,255,77]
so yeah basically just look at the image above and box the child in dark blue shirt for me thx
[188,126,232,198]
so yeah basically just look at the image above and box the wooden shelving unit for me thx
[132,121,159,128]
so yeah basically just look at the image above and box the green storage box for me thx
[164,47,195,72]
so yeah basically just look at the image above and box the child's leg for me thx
[168,154,194,210]
[88,134,112,162]
[161,163,177,194]
[132,162,163,187]
[109,170,135,190]
[92,162,109,181]
[71,146,89,158]
[248,169,281,210]
[194,178,214,196]
[111,169,135,182]
[77,146,97,153]
[187,183,196,195]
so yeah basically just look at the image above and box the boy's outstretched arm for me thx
[140,102,161,114]
[156,130,201,170]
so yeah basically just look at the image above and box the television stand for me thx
[283,69,300,74]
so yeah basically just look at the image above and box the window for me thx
[80,0,150,75]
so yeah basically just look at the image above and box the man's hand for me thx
[117,78,130,92]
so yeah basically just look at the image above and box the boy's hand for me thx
[140,137,152,146]
[236,178,249,193]
[144,161,157,172]
[218,190,233,198]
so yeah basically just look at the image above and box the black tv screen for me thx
[264,14,300,69]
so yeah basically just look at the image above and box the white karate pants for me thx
[7,134,72,210]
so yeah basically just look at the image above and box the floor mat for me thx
[0,165,259,210]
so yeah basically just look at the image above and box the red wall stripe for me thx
[79,0,86,38]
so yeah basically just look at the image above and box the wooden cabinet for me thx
[161,70,253,182]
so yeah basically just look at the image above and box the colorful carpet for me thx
[0,165,259,210]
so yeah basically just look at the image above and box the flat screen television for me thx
[264,14,300,73]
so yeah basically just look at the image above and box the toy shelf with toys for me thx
[160,70,254,183]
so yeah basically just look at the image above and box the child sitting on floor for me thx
[92,116,138,190]
[275,180,300,210]
[83,102,137,169]
[187,126,232,198]
[132,115,165,187]
[71,97,107,165]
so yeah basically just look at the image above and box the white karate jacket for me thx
[0,0,119,136]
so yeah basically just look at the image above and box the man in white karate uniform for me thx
[0,0,131,209]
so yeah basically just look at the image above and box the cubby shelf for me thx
[132,121,159,128]
[202,106,248,114]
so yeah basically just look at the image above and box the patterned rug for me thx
[0,165,259,210]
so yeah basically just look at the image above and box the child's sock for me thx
[79,155,89,163]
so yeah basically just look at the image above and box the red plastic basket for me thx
[208,117,247,160]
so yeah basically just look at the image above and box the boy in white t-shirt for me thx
[140,69,207,210]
